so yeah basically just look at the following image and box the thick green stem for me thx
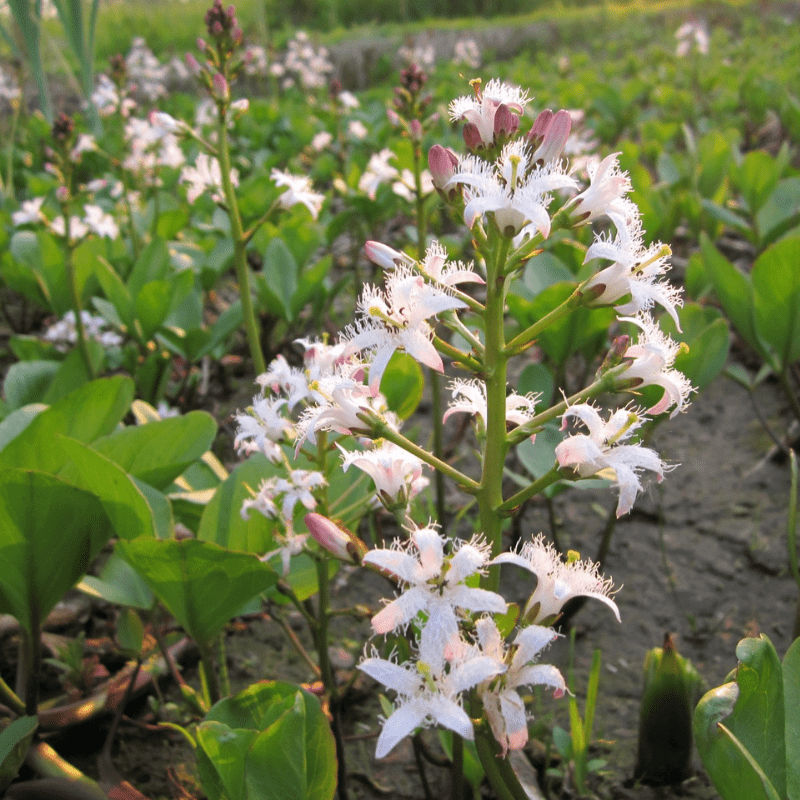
[433,335,484,373]
[429,368,448,528]
[778,367,800,425]
[63,215,96,379]
[479,236,510,570]
[198,642,221,706]
[21,617,41,716]
[217,111,266,375]
[0,673,26,716]
[26,741,108,800]
[451,733,464,800]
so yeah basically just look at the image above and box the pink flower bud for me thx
[428,144,459,190]
[528,108,554,149]
[185,52,202,74]
[409,119,422,142]
[55,185,70,203]
[305,513,367,565]
[196,37,207,51]
[532,109,572,164]
[493,103,518,140]
[365,241,410,270]
[212,72,229,100]
[462,121,483,151]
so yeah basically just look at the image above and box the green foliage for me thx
[115,537,277,648]
[196,682,336,800]
[694,635,800,800]
[0,717,39,794]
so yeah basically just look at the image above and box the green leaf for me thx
[115,538,276,647]
[2,360,59,410]
[196,721,259,800]
[78,550,154,610]
[136,280,174,341]
[198,453,278,552]
[126,237,170,297]
[0,377,134,472]
[42,342,106,404]
[0,469,111,634]
[379,352,424,419]
[0,716,38,794]
[694,635,787,800]
[260,238,298,321]
[95,256,133,329]
[90,411,217,490]
[734,150,781,213]
[700,234,761,355]
[198,682,336,800]
[783,637,800,800]
[57,437,157,540]
[752,237,800,369]
[0,404,47,452]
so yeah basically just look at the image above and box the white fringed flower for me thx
[271,169,324,219]
[443,379,538,438]
[554,403,668,517]
[493,533,620,623]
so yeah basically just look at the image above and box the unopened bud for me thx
[305,513,368,565]
[528,108,553,150]
[597,334,631,375]
[212,72,230,101]
[462,121,483,151]
[185,52,202,74]
[493,103,518,141]
[428,144,459,190]
[532,108,572,164]
[365,241,411,270]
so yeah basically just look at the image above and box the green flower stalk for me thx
[635,633,701,785]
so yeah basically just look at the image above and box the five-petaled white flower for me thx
[448,139,577,238]
[583,209,683,329]
[553,403,668,517]
[358,631,505,758]
[617,314,694,418]
[364,524,506,657]
[180,153,236,205]
[340,266,465,391]
[271,169,325,219]
[569,152,631,223]
[473,617,566,754]
[339,440,429,510]
[493,533,620,624]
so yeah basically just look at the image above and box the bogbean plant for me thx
[229,74,694,797]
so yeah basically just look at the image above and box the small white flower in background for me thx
[244,44,270,76]
[358,148,399,200]
[493,533,620,624]
[311,131,334,151]
[553,403,668,517]
[443,378,539,438]
[126,36,169,102]
[338,440,429,510]
[12,197,46,226]
[449,138,577,238]
[358,630,504,758]
[83,204,119,239]
[270,169,325,219]
[347,119,368,139]
[583,208,683,329]
[449,78,529,149]
[398,40,435,68]
[364,523,506,656]
[43,310,123,350]
[0,64,21,103]
[71,133,97,160]
[391,168,433,202]
[338,90,360,109]
[180,153,235,205]
[473,617,566,754]
[569,152,631,224]
[453,37,481,69]
[283,30,333,91]
[675,19,710,56]
[50,215,89,240]
[341,265,466,390]
[617,314,694,417]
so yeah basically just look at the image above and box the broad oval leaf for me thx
[0,469,112,634]
[0,716,39,794]
[90,411,217,490]
[115,538,276,647]
[0,376,134,472]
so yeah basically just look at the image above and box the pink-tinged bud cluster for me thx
[204,0,242,47]
[305,513,368,565]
